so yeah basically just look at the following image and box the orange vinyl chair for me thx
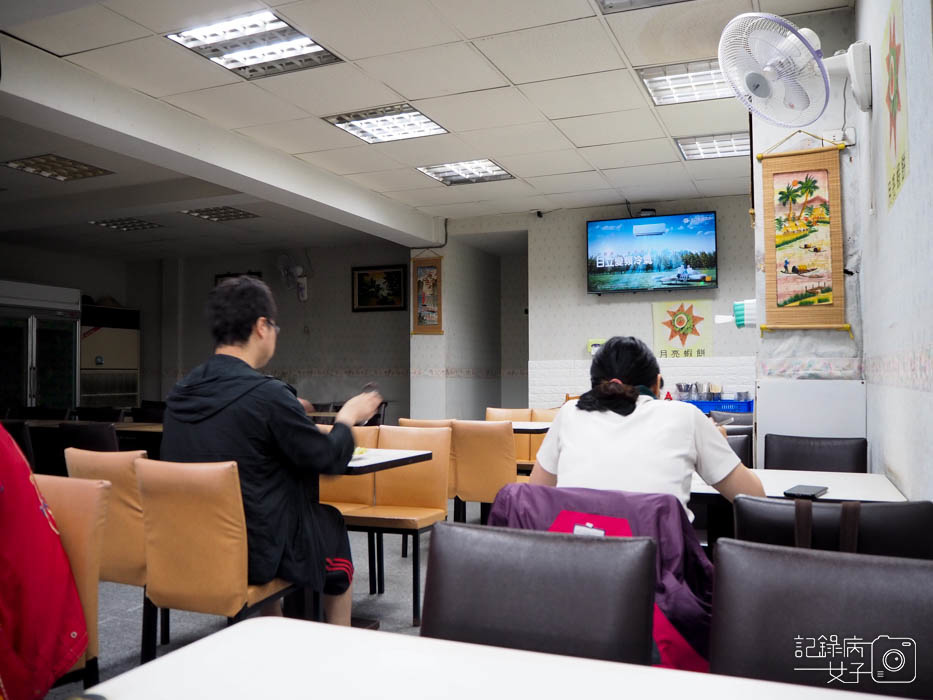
[485,408,533,474]
[528,407,559,463]
[134,458,298,662]
[64,448,173,663]
[343,425,451,625]
[399,418,456,500]
[34,474,111,689]
[452,420,519,524]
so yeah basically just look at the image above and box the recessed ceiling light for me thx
[676,132,750,160]
[596,0,688,14]
[3,154,113,181]
[638,60,734,106]
[181,206,259,222]
[166,10,339,80]
[417,160,514,186]
[89,217,163,232]
[325,104,447,144]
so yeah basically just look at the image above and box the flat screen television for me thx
[586,211,718,293]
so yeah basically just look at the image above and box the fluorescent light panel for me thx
[89,217,163,232]
[676,132,750,160]
[638,60,733,105]
[167,10,339,80]
[3,154,112,181]
[326,104,446,144]
[181,206,258,222]
[596,0,689,14]
[418,160,513,186]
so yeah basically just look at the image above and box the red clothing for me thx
[0,426,87,700]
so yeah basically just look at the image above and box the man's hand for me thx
[336,391,384,426]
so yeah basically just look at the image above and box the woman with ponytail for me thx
[530,336,763,515]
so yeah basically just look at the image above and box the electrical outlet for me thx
[822,127,856,145]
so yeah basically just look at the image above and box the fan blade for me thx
[781,75,811,112]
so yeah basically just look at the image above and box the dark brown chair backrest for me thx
[421,522,656,664]
[733,495,933,559]
[70,406,125,422]
[363,401,388,427]
[726,433,752,469]
[711,539,933,697]
[764,433,867,472]
[60,422,120,452]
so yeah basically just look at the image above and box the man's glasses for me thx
[265,318,280,335]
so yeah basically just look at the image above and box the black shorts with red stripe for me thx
[324,556,353,595]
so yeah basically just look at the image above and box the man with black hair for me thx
[162,276,382,624]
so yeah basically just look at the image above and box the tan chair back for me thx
[65,448,148,586]
[375,426,450,509]
[399,418,456,498]
[135,458,249,617]
[319,425,379,506]
[486,408,531,461]
[452,420,516,503]
[34,474,111,665]
[529,408,559,460]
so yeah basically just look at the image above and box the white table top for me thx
[691,469,906,502]
[511,421,551,434]
[90,617,883,700]
[346,448,431,474]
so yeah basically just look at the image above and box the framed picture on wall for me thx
[351,264,407,312]
[412,256,443,334]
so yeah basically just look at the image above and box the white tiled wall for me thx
[529,356,756,408]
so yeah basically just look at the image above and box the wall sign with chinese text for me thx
[652,300,712,359]
[884,0,910,208]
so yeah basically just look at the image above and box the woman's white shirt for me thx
[536,396,740,514]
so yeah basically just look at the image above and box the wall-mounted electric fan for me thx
[718,13,871,128]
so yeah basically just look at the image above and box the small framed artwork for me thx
[412,256,443,334]
[351,265,407,312]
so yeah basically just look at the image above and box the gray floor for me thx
[45,501,484,699]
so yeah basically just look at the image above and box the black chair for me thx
[726,433,752,469]
[421,522,656,664]
[60,422,120,452]
[130,405,165,423]
[363,401,388,427]
[764,433,867,472]
[70,406,125,422]
[711,539,933,697]
[733,495,933,559]
[28,424,68,476]
[710,410,753,426]
[1,419,36,469]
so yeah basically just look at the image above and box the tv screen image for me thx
[586,211,718,293]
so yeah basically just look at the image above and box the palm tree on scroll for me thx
[797,173,820,212]
[777,183,801,222]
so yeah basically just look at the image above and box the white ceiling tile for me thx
[373,133,484,167]
[620,182,700,203]
[606,0,752,67]
[496,149,593,178]
[760,1,850,14]
[478,195,556,215]
[388,178,534,206]
[548,189,623,209]
[518,70,646,119]
[296,146,404,175]
[554,110,664,147]
[7,5,151,56]
[695,177,751,197]
[602,162,694,190]
[458,122,572,159]
[580,138,680,169]
[357,44,508,100]
[417,202,498,218]
[235,117,361,152]
[102,0,264,34]
[684,157,749,180]
[163,83,309,129]
[67,36,239,98]
[277,0,459,60]
[257,63,402,117]
[429,0,593,39]
[526,171,609,195]
[413,88,544,133]
[474,18,624,84]
[344,169,441,192]
[657,99,750,137]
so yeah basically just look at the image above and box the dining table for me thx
[511,421,551,434]
[87,616,885,700]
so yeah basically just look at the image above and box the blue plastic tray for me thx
[683,399,754,413]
